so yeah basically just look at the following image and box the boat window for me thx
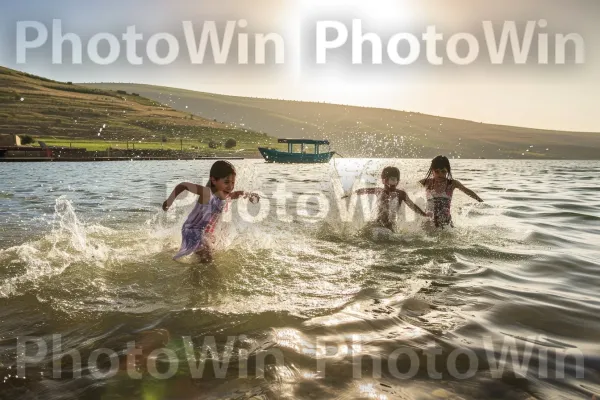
[291,143,317,153]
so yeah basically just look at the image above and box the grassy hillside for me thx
[0,66,277,156]
[86,83,600,159]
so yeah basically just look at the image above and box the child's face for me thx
[433,167,448,179]
[212,174,236,194]
[383,176,399,189]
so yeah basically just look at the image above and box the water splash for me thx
[0,196,164,298]
[51,196,88,252]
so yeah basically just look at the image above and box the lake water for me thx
[1,159,599,399]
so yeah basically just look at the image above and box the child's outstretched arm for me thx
[454,180,483,202]
[341,188,382,198]
[228,191,260,203]
[399,191,428,217]
[163,182,210,211]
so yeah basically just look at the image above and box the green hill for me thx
[0,66,276,155]
[85,83,600,159]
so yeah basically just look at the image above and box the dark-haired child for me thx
[344,166,427,231]
[163,160,259,261]
[419,156,483,228]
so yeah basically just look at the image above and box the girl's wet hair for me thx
[381,166,400,180]
[208,160,236,187]
[423,155,453,187]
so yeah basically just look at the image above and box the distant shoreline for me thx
[1,156,598,163]
[0,156,250,162]
[84,83,600,160]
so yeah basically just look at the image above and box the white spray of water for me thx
[0,196,168,297]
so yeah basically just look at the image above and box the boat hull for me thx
[258,147,334,163]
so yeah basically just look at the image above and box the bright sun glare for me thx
[283,0,416,107]
[294,0,413,21]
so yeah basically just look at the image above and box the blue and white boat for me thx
[258,139,335,163]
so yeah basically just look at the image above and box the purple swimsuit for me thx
[173,193,226,260]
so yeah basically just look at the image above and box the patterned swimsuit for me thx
[173,192,227,260]
[425,179,454,228]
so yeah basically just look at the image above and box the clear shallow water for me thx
[1,159,599,399]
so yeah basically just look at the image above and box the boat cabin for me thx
[278,139,330,154]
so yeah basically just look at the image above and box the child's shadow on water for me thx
[187,255,238,298]
[188,261,223,288]
[185,261,229,308]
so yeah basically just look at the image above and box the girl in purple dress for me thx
[162,160,259,261]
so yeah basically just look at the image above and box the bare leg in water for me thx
[190,246,213,285]
[195,246,213,263]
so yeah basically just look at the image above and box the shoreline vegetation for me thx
[0,65,280,162]
[0,137,268,162]
[2,65,599,161]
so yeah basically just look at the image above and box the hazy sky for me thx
[1,0,599,132]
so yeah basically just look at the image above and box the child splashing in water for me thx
[163,160,259,262]
[344,166,427,232]
[419,155,483,228]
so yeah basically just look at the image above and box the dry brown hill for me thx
[0,66,272,150]
[86,83,600,159]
